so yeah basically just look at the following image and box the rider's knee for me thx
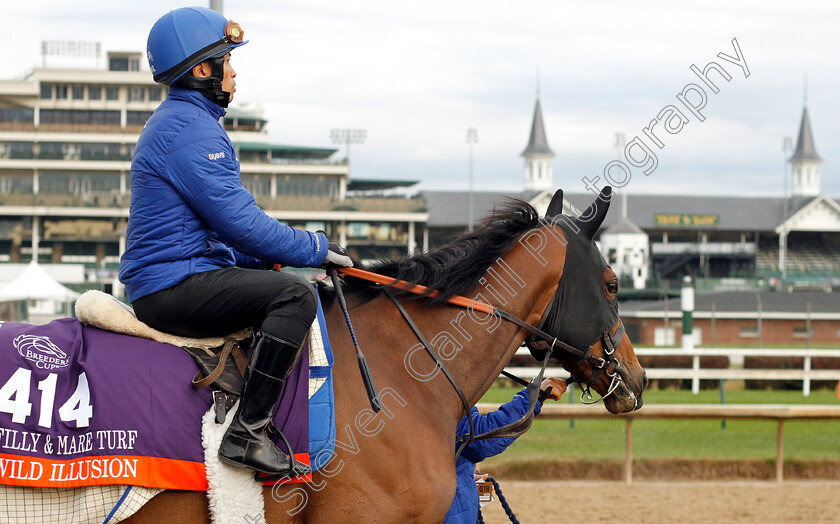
[286,274,318,318]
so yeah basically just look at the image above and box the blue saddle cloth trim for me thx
[308,288,336,469]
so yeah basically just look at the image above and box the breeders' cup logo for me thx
[14,334,70,370]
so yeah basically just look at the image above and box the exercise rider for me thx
[119,6,352,477]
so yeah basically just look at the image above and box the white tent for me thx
[0,261,81,303]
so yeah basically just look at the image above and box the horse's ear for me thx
[545,189,564,218]
[576,186,612,240]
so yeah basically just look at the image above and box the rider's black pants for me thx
[133,267,317,346]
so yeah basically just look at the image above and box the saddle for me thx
[75,290,252,421]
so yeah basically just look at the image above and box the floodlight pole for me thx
[614,132,626,160]
[330,129,367,174]
[466,128,478,232]
[782,136,792,221]
[781,136,792,280]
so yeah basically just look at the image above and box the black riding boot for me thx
[218,333,311,476]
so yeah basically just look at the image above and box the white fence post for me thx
[681,276,698,394]
[803,356,811,396]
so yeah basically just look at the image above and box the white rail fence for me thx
[508,347,840,395]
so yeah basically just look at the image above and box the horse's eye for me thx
[606,281,619,294]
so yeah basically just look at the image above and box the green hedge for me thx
[744,356,840,390]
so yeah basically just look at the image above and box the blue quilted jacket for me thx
[443,389,541,524]
[119,87,328,301]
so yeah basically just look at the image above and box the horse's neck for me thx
[330,225,567,433]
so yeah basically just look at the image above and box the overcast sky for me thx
[8,1,840,197]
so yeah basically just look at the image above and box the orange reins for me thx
[335,266,495,315]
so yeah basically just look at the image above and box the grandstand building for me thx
[2,45,837,302]
[423,97,840,293]
[0,46,428,295]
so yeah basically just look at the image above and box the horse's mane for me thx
[349,199,540,303]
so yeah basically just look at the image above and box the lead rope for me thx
[476,477,519,524]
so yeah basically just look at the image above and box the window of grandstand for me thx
[105,85,119,101]
[3,142,33,159]
[109,56,140,72]
[127,86,146,102]
[55,84,68,100]
[38,142,64,160]
[793,327,812,339]
[276,175,339,197]
[149,86,164,101]
[224,117,264,132]
[39,109,120,126]
[242,174,269,197]
[347,222,371,239]
[739,327,759,338]
[91,110,121,126]
[72,84,85,100]
[79,143,124,161]
[126,110,153,127]
[38,171,120,195]
[372,223,394,241]
[89,85,102,100]
[40,83,53,99]
[0,174,34,194]
[0,108,34,124]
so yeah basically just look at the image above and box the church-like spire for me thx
[521,97,554,156]
[789,101,821,197]
[521,94,555,191]
[789,106,821,162]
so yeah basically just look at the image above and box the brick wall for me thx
[624,317,840,346]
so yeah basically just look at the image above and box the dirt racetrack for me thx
[478,480,840,524]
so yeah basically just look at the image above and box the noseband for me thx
[514,310,627,405]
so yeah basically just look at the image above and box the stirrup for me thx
[255,424,311,481]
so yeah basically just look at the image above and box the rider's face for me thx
[221,54,236,103]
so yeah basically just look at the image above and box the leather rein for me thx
[334,266,627,453]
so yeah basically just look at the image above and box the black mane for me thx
[357,199,539,302]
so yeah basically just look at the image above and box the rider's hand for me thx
[324,242,352,268]
[539,377,567,402]
[315,230,352,268]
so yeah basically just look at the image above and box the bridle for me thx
[524,318,626,405]
[334,267,629,427]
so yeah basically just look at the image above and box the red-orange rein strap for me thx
[336,266,495,315]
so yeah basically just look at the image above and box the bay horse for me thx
[127,186,647,523]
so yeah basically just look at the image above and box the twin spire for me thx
[518,77,821,198]
[789,93,822,197]
[521,94,554,191]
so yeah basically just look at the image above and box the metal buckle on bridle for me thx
[575,325,626,405]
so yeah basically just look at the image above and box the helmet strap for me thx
[174,55,231,108]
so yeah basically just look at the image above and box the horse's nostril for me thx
[642,372,649,391]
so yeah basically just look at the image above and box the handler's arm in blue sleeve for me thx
[456,388,542,463]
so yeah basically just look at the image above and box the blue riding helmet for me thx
[147,6,248,86]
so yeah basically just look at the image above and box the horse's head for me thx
[528,186,647,414]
